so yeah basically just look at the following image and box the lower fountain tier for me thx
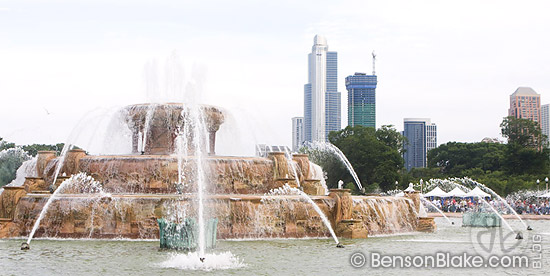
[0,194,420,239]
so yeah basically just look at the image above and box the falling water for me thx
[7,157,37,187]
[420,197,453,225]
[309,162,328,195]
[282,148,301,187]
[307,141,363,191]
[26,143,74,245]
[268,184,339,244]
[141,103,158,153]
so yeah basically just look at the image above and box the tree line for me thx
[302,116,550,196]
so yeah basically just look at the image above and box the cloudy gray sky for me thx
[1,0,549,155]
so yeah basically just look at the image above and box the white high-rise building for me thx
[541,104,550,145]
[304,35,340,142]
[292,117,304,151]
[310,35,327,141]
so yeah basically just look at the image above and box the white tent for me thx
[423,187,448,197]
[464,187,491,198]
[538,192,550,198]
[447,187,467,197]
[395,191,405,197]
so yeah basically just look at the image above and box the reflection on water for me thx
[1,218,549,275]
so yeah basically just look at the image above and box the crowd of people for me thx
[426,197,550,215]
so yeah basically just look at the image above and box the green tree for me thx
[427,142,507,174]
[0,137,16,151]
[299,146,348,189]
[327,125,405,192]
[0,148,31,187]
[21,143,64,157]
[501,116,546,149]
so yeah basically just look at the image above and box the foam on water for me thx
[159,251,245,271]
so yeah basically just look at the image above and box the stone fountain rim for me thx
[124,102,224,110]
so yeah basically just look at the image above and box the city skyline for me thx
[1,1,550,155]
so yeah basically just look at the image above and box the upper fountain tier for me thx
[124,103,225,155]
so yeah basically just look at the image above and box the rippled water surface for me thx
[2,218,550,275]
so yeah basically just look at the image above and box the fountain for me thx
[0,101,434,245]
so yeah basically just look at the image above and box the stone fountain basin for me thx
[2,193,419,240]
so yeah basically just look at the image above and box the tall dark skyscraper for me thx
[345,73,377,127]
[403,118,437,171]
[304,35,341,142]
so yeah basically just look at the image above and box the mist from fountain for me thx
[266,184,339,245]
[306,141,363,191]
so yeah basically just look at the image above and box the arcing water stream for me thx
[307,141,363,191]
[25,143,74,246]
[266,184,339,245]
[420,197,453,225]
[458,177,529,230]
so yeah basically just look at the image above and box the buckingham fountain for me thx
[0,103,434,246]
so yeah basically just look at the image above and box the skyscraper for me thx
[508,87,541,123]
[403,118,437,171]
[541,104,549,145]
[346,73,377,127]
[304,35,341,142]
[291,117,304,151]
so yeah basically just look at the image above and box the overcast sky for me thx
[1,0,550,155]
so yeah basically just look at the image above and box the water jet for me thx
[0,103,431,245]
